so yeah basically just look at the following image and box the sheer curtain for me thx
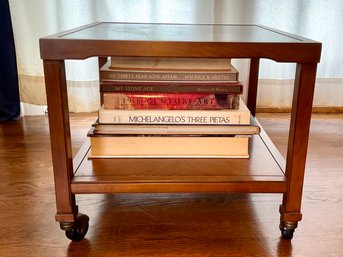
[9,0,342,114]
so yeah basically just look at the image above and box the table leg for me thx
[43,60,77,223]
[247,58,260,116]
[280,63,318,239]
[98,57,107,105]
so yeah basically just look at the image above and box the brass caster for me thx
[279,221,297,240]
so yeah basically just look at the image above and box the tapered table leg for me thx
[43,60,77,223]
[280,63,318,239]
[247,58,260,116]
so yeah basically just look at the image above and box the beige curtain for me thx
[9,0,343,114]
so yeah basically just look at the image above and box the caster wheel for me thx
[65,213,89,241]
[281,228,294,240]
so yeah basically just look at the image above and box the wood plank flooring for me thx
[0,112,343,257]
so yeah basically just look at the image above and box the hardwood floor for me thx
[0,113,343,257]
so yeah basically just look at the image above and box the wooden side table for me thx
[40,22,321,240]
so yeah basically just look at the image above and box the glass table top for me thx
[59,22,304,43]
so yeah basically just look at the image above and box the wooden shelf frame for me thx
[40,22,321,235]
[70,134,287,194]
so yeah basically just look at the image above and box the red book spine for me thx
[103,92,240,110]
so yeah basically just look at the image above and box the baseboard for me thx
[256,107,291,113]
[20,102,47,116]
[256,106,343,113]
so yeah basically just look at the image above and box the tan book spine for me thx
[88,134,249,158]
[109,57,232,71]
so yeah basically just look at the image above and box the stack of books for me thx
[88,57,260,158]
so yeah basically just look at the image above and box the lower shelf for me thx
[71,131,287,194]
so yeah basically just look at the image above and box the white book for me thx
[98,98,251,125]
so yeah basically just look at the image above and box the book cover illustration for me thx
[103,92,240,110]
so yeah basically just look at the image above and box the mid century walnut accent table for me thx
[40,22,321,240]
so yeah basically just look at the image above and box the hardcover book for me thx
[88,129,250,159]
[92,123,260,136]
[102,92,240,110]
[100,81,243,94]
[98,98,250,125]
[110,57,232,71]
[101,59,239,82]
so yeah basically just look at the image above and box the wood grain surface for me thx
[0,112,342,257]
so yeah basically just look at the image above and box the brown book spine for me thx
[103,92,240,110]
[100,81,243,94]
[101,70,238,81]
